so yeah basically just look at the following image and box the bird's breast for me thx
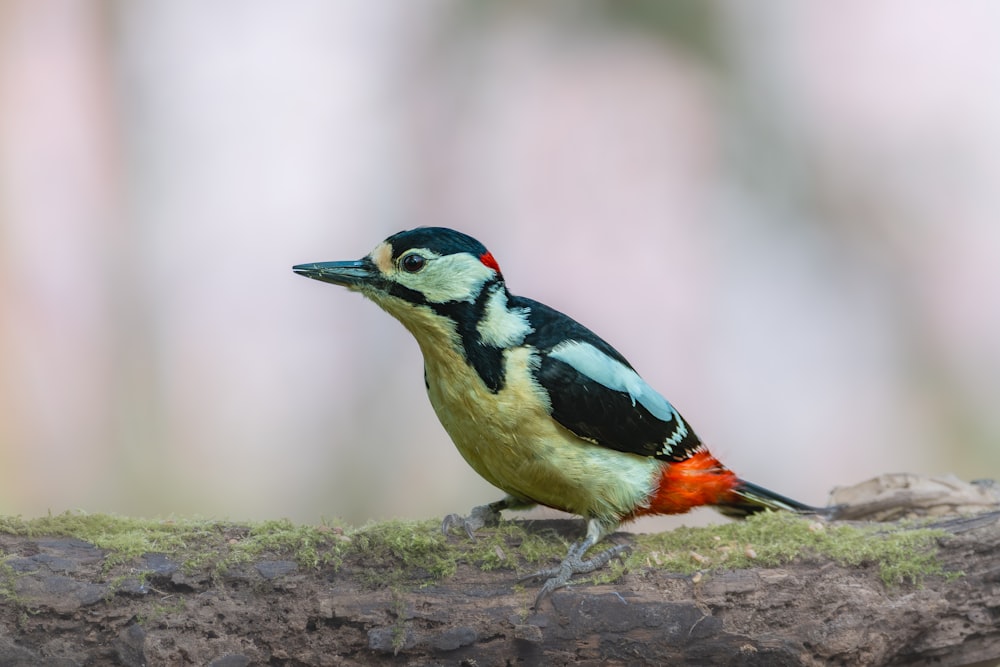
[421,341,659,523]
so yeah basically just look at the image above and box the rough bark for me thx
[1,479,998,667]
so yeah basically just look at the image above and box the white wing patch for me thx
[549,340,689,454]
[477,286,533,347]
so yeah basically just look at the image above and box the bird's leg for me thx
[441,495,534,539]
[440,503,502,539]
[519,519,630,608]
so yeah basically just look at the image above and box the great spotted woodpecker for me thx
[294,227,828,605]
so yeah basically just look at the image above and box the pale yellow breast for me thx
[421,340,659,524]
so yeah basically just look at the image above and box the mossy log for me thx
[0,479,998,666]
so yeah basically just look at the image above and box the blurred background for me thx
[1,1,998,530]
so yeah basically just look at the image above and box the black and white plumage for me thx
[294,227,827,605]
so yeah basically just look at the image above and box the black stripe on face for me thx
[384,280,430,306]
[370,250,507,392]
[429,278,507,393]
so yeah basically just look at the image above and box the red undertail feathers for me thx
[626,450,824,521]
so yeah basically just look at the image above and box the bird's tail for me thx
[715,478,833,519]
[627,451,838,521]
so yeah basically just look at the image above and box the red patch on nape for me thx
[479,251,501,274]
[625,450,740,520]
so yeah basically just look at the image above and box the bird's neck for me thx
[376,284,532,394]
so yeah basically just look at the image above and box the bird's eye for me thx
[400,253,426,273]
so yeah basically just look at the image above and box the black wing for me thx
[517,296,703,462]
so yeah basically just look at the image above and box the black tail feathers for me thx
[715,478,838,520]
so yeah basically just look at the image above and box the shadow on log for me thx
[0,476,998,666]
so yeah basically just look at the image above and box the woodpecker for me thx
[293,227,827,605]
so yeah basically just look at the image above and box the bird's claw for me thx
[441,503,502,539]
[520,542,632,609]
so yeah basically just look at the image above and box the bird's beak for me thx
[292,259,373,288]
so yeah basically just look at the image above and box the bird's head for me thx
[293,227,508,339]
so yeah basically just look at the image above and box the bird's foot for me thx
[520,540,631,609]
[441,502,503,539]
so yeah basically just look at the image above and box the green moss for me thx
[0,511,351,575]
[0,558,17,603]
[228,519,348,569]
[350,519,454,586]
[631,511,949,585]
[342,518,568,588]
[0,510,951,591]
[389,591,410,654]
[463,521,563,571]
[0,512,219,569]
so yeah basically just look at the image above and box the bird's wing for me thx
[520,298,703,462]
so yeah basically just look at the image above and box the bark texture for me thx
[1,476,998,667]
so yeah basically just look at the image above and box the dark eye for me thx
[400,253,426,273]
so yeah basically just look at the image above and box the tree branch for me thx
[1,477,998,666]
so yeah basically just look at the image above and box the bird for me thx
[293,227,829,606]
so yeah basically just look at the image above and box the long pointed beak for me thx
[292,259,373,287]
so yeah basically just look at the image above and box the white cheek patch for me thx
[549,340,686,430]
[398,253,496,304]
[477,286,533,347]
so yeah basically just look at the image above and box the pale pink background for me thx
[1,2,997,530]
